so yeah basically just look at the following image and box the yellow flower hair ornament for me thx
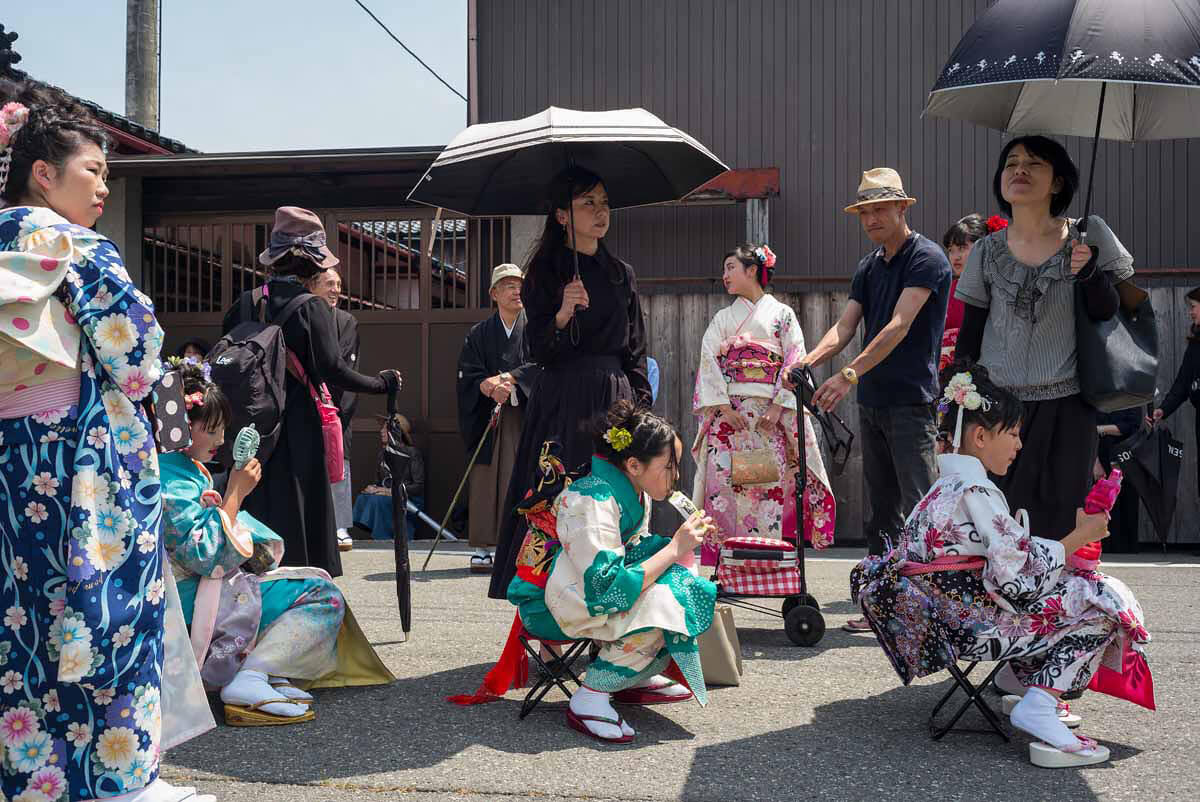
[603,426,633,452]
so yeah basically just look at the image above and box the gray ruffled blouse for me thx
[955,216,1135,401]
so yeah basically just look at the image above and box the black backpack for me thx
[208,287,313,467]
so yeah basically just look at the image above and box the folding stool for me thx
[516,629,592,719]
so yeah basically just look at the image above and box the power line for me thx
[351,0,467,103]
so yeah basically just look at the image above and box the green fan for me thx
[232,424,260,469]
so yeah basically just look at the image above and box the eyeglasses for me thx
[792,366,856,476]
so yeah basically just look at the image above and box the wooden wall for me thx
[644,286,1199,547]
[478,0,1200,284]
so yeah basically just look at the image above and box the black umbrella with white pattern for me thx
[924,0,1200,227]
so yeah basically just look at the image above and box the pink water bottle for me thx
[1071,469,1122,570]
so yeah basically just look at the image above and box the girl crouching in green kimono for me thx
[507,401,718,743]
[159,362,392,726]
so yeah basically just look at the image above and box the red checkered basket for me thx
[717,536,803,596]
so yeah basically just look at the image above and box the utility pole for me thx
[125,0,160,130]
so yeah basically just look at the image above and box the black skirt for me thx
[488,355,633,599]
[240,380,342,577]
[992,393,1097,542]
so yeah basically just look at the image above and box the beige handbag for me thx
[698,604,743,686]
[730,447,780,486]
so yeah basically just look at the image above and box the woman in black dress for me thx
[488,167,652,599]
[222,206,401,577]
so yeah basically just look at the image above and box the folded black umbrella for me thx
[1110,425,1183,549]
[384,391,411,633]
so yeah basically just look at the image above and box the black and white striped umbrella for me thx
[407,106,728,216]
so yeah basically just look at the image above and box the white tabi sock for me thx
[221,668,309,719]
[632,673,690,697]
[1010,687,1090,752]
[84,778,216,802]
[570,686,634,738]
[268,675,313,703]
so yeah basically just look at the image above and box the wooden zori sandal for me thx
[565,709,634,744]
[223,699,316,727]
[1029,735,1111,768]
[612,680,693,705]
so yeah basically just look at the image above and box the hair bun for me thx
[606,398,637,428]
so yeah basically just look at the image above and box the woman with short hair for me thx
[954,135,1134,542]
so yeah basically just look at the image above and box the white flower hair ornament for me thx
[0,102,30,198]
[937,371,993,451]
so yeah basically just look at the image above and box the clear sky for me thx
[7,1,469,152]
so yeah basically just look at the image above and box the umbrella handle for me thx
[1079,81,1108,242]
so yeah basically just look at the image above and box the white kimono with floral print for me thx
[691,294,835,563]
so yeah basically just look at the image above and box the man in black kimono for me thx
[457,264,540,573]
[307,268,360,551]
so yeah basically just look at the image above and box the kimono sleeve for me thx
[522,271,569,365]
[556,488,645,616]
[57,230,164,400]
[772,304,805,408]
[961,486,1065,605]
[159,462,253,578]
[456,321,491,451]
[622,270,653,407]
[693,312,730,412]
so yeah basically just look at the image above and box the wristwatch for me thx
[841,367,859,385]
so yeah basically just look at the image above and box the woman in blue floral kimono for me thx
[0,81,213,801]
[852,363,1151,769]
[505,402,716,744]
[159,362,392,726]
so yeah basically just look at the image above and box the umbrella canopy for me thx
[924,0,1200,141]
[407,106,729,216]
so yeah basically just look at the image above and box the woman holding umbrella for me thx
[488,166,652,600]
[954,135,1134,542]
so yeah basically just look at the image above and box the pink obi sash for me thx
[720,342,782,385]
[899,554,985,576]
[0,374,81,419]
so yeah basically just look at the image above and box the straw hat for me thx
[843,168,917,213]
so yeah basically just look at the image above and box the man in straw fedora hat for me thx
[787,168,951,631]
[456,263,541,573]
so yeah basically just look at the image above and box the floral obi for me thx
[719,340,782,386]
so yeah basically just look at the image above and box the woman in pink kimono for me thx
[692,244,836,565]
[852,362,1151,768]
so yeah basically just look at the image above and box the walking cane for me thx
[421,401,503,571]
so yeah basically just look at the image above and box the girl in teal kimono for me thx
[0,83,218,801]
[159,362,392,727]
[507,401,717,743]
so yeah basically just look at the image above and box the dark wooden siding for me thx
[478,0,1200,284]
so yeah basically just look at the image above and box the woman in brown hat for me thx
[221,207,401,577]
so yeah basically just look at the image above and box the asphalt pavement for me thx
[161,542,1199,802]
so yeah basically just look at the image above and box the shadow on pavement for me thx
[679,681,1138,802]
[165,663,697,783]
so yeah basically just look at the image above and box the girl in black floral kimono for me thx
[853,362,1151,768]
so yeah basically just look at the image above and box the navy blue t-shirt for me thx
[849,233,951,408]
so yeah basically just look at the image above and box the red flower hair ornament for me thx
[986,215,1009,233]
